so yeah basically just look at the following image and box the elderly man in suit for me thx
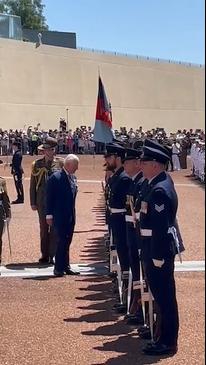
[46,154,80,277]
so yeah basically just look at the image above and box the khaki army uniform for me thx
[30,157,63,261]
[0,177,11,263]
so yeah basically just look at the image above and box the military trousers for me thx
[110,213,130,272]
[13,173,24,202]
[144,256,179,347]
[126,222,141,281]
[0,218,4,261]
[37,208,58,259]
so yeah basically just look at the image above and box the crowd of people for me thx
[0,124,205,181]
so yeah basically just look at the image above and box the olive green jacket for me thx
[29,157,64,209]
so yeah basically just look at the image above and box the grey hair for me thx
[64,154,79,165]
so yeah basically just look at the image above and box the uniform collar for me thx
[131,171,142,181]
[63,167,72,177]
[113,166,124,177]
[148,171,166,186]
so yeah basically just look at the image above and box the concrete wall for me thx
[0,38,204,132]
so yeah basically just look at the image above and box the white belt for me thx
[110,208,126,214]
[125,215,134,222]
[140,226,177,238]
[140,229,152,237]
[135,212,140,220]
[125,212,140,222]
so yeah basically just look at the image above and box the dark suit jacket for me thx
[11,150,23,175]
[46,169,77,237]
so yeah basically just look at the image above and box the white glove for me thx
[153,259,165,268]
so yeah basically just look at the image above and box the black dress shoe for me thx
[11,199,24,204]
[143,342,178,356]
[112,304,127,314]
[108,272,117,279]
[64,268,80,275]
[126,315,144,326]
[54,269,64,277]
[39,257,49,264]
[139,329,152,340]
[138,325,150,332]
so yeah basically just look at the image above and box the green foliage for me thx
[0,0,48,30]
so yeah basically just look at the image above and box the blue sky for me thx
[43,0,205,64]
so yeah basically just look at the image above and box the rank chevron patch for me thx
[155,204,165,212]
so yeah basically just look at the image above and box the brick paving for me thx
[0,155,204,365]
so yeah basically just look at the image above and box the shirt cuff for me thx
[46,215,53,219]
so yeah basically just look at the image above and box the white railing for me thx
[77,46,204,68]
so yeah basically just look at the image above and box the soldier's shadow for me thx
[91,334,174,365]
[63,276,167,365]
[5,262,51,270]
[63,195,167,364]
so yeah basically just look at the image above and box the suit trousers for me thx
[37,208,57,259]
[55,224,75,272]
[144,257,179,347]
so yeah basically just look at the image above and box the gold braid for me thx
[31,163,49,192]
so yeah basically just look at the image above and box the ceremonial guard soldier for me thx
[139,139,181,356]
[123,147,145,324]
[0,160,11,264]
[104,143,131,311]
[30,137,64,264]
[10,141,24,204]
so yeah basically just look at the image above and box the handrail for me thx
[77,46,204,68]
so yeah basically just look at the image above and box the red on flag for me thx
[95,77,112,128]
[93,77,114,143]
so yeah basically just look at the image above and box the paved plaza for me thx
[0,155,204,365]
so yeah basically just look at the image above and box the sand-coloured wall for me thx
[0,38,204,132]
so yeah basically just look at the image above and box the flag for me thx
[93,77,114,143]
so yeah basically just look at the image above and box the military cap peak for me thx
[141,138,171,163]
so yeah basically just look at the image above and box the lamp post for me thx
[66,108,69,131]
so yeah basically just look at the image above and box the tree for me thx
[0,0,48,30]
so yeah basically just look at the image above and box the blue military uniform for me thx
[140,139,181,356]
[108,168,131,272]
[105,143,131,308]
[123,148,145,320]
[11,142,24,203]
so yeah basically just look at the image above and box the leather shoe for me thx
[139,329,152,340]
[126,315,144,326]
[108,272,117,279]
[11,199,24,204]
[112,304,127,314]
[54,269,64,277]
[39,257,49,264]
[143,342,177,356]
[64,268,80,275]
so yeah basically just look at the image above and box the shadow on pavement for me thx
[63,196,170,365]
[5,262,52,270]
